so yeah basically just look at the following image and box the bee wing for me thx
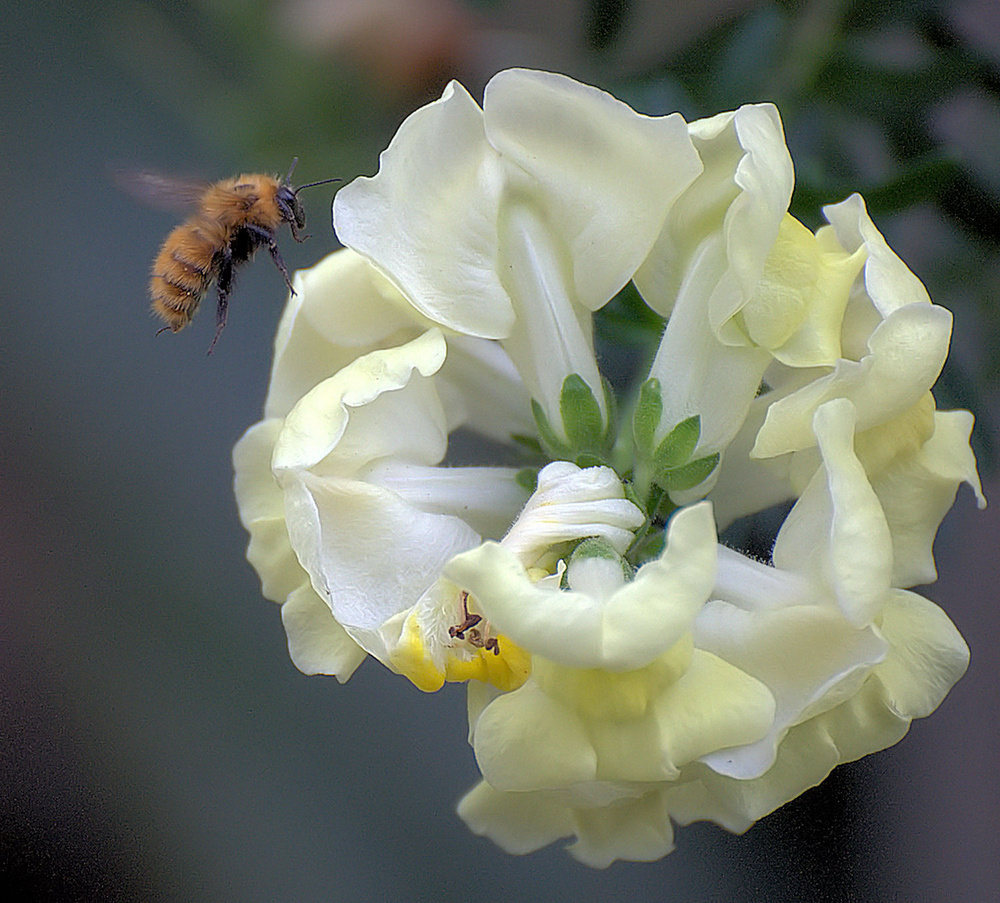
[113,167,211,213]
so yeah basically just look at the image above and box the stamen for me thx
[449,592,501,654]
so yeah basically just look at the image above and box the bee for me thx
[134,159,337,352]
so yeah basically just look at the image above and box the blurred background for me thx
[2,0,998,899]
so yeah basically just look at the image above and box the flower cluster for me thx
[233,69,984,866]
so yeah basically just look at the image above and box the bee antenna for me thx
[284,157,299,184]
[293,177,342,195]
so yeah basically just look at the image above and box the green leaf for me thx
[560,374,605,450]
[653,416,701,472]
[658,452,720,491]
[632,378,663,454]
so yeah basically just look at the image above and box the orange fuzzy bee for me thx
[136,159,337,351]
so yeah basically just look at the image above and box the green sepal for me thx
[657,452,720,491]
[629,529,665,565]
[560,374,605,451]
[515,467,539,494]
[531,398,572,460]
[632,378,663,454]
[574,452,605,469]
[600,376,619,449]
[623,479,646,516]
[653,415,701,472]
[510,433,544,457]
[569,536,622,563]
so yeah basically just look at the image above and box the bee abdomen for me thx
[149,219,222,331]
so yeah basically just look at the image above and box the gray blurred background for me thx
[2,1,998,900]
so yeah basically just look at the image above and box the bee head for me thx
[277,184,308,231]
[279,158,340,240]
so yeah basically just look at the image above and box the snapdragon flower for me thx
[234,68,983,865]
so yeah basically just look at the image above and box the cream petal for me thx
[635,103,793,331]
[752,303,952,458]
[874,589,970,719]
[233,420,306,603]
[447,502,717,670]
[653,650,776,775]
[472,682,597,791]
[281,583,367,680]
[871,410,986,586]
[704,393,796,530]
[668,675,911,828]
[233,419,286,525]
[774,399,892,626]
[457,781,574,855]
[695,600,887,778]
[244,516,308,604]
[568,792,676,867]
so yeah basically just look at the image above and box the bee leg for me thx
[208,251,234,355]
[247,224,296,295]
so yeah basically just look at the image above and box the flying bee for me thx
[132,159,338,352]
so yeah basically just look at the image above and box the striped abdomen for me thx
[149,215,227,332]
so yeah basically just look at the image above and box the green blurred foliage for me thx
[106,0,999,469]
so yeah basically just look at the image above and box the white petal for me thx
[497,202,606,426]
[822,193,932,317]
[272,329,448,474]
[435,335,535,441]
[281,470,481,658]
[368,460,526,541]
[333,80,513,338]
[501,461,644,564]
[265,249,426,418]
[484,68,702,312]
[646,237,771,459]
